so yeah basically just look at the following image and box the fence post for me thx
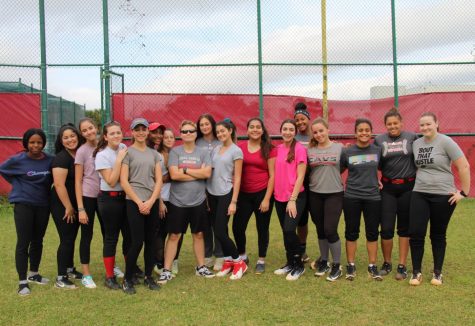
[391,0,399,108]
[257,0,264,120]
[102,0,111,122]
[321,0,328,121]
[39,0,50,150]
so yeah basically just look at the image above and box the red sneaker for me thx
[230,260,248,280]
[216,260,234,277]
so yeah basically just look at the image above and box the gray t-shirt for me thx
[95,145,126,191]
[307,142,344,194]
[374,131,418,179]
[196,138,221,156]
[341,144,381,200]
[207,143,243,196]
[168,145,211,207]
[413,134,463,194]
[122,147,161,201]
[158,152,171,201]
[295,133,310,147]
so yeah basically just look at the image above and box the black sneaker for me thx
[132,276,141,285]
[368,265,383,281]
[67,267,83,280]
[27,274,49,285]
[395,264,408,281]
[122,279,136,295]
[18,283,31,296]
[144,277,161,291]
[314,259,330,277]
[286,264,305,281]
[55,276,77,289]
[134,265,145,279]
[274,264,293,275]
[195,265,215,278]
[346,264,356,281]
[104,276,120,290]
[326,263,342,282]
[379,262,392,276]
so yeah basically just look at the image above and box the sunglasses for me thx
[180,129,197,134]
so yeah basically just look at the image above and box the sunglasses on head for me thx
[180,129,197,134]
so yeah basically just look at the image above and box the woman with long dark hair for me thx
[0,128,53,296]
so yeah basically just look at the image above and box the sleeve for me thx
[340,148,348,171]
[0,155,20,182]
[52,151,69,169]
[373,135,382,146]
[95,151,111,171]
[74,146,86,165]
[233,146,243,161]
[168,148,179,168]
[295,144,307,164]
[269,147,277,159]
[444,136,464,161]
[202,148,212,167]
[122,152,130,166]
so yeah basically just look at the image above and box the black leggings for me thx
[380,181,413,239]
[308,191,343,243]
[232,189,273,257]
[83,196,105,238]
[125,200,159,280]
[13,204,50,281]
[409,192,456,273]
[51,198,79,276]
[343,197,381,242]
[155,201,183,266]
[208,191,239,259]
[97,193,130,258]
[275,192,307,261]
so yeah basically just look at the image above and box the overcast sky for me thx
[0,0,474,108]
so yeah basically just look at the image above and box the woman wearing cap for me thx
[374,108,418,280]
[232,117,276,274]
[158,120,215,284]
[120,118,162,294]
[341,118,383,281]
[273,119,307,281]
[147,122,166,150]
[408,112,470,286]
[50,124,85,289]
[94,121,131,290]
[196,113,224,270]
[0,128,53,296]
[307,118,344,281]
[293,102,311,263]
[208,119,247,280]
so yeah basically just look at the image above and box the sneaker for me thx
[172,259,179,275]
[114,265,124,278]
[18,283,31,296]
[81,275,97,289]
[144,277,161,291]
[274,264,293,275]
[255,262,265,274]
[216,260,234,277]
[286,265,305,281]
[104,276,120,290]
[326,263,342,282]
[368,265,383,281]
[195,265,215,278]
[430,272,443,286]
[122,279,136,295]
[27,273,49,285]
[346,264,356,281]
[301,253,310,263]
[230,260,248,280]
[379,262,392,276]
[204,257,214,268]
[131,276,141,285]
[134,265,145,279]
[314,259,330,277]
[67,267,83,280]
[395,264,408,281]
[154,264,163,276]
[213,257,224,271]
[55,276,77,289]
[241,256,250,265]
[409,272,422,286]
[157,270,173,285]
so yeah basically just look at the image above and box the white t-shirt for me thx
[94,145,126,191]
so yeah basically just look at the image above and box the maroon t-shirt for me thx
[239,141,276,193]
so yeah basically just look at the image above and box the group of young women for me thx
[0,105,470,296]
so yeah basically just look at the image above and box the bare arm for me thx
[286,162,307,218]
[449,155,471,204]
[228,159,243,215]
[169,165,197,181]
[97,147,127,187]
[260,157,275,212]
[74,164,89,224]
[186,165,212,179]
[120,164,143,207]
[53,167,75,223]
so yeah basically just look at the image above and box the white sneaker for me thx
[113,266,124,278]
[81,275,97,289]
[274,264,293,275]
[172,260,179,275]
[213,257,224,271]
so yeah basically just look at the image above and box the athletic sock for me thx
[19,280,28,285]
[240,254,248,261]
[328,240,341,264]
[103,256,115,278]
[318,239,330,261]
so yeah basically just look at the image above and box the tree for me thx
[85,109,103,128]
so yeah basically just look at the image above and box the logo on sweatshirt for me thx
[27,170,51,177]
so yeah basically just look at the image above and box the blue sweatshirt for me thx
[0,152,54,206]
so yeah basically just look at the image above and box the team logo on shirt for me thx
[382,139,408,157]
[308,153,337,167]
[348,154,378,165]
[26,170,51,177]
[415,146,434,168]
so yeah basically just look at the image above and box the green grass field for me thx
[0,200,474,325]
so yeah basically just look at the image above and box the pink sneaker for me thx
[216,260,234,277]
[230,260,248,280]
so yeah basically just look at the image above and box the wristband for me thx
[183,167,188,175]
[78,207,85,212]
[460,190,468,198]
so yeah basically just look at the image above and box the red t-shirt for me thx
[239,141,277,193]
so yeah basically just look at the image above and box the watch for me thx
[183,167,188,175]
[460,190,467,197]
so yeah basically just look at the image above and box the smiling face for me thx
[149,128,164,146]
[104,125,123,148]
[79,120,97,142]
[311,122,330,145]
[162,130,175,149]
[419,115,438,139]
[281,122,296,144]
[216,124,232,143]
[355,122,372,145]
[27,134,44,157]
[199,118,212,137]
[132,125,149,143]
[295,113,309,133]
[385,116,402,137]
[181,123,197,144]
[247,119,263,141]
[61,129,79,151]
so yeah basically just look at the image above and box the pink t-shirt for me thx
[273,142,307,202]
[239,142,277,193]
[75,143,100,198]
